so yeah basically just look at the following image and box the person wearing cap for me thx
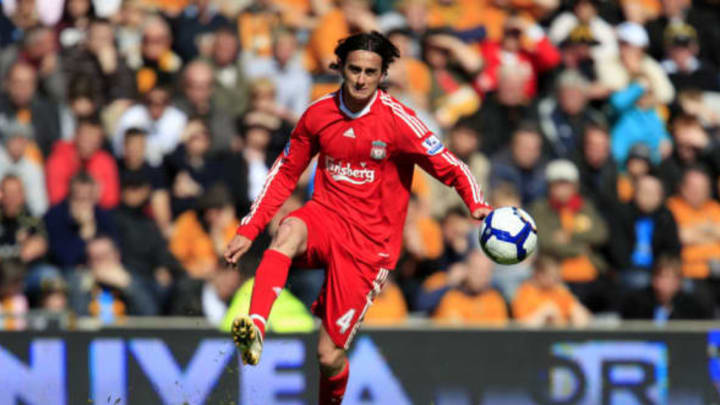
[537,69,606,159]
[556,25,601,81]
[549,0,618,62]
[0,121,47,216]
[597,21,675,105]
[645,0,720,69]
[660,23,720,92]
[530,159,609,310]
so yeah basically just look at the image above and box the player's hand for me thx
[471,206,492,221]
[224,235,252,266]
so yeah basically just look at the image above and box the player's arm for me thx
[225,116,317,264]
[394,107,491,219]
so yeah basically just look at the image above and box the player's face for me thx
[341,50,383,106]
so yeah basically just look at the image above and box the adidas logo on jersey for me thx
[343,128,356,138]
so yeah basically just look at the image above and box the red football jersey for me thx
[236,89,489,268]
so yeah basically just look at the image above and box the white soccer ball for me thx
[479,206,538,265]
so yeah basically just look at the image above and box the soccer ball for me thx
[479,206,537,265]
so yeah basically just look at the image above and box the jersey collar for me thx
[338,87,378,119]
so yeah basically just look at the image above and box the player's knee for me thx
[269,218,307,257]
[317,344,346,372]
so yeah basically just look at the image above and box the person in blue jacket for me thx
[610,79,672,169]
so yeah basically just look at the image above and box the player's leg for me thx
[317,324,349,405]
[232,217,308,365]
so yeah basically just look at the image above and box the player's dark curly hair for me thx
[330,31,400,74]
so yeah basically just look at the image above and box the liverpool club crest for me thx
[370,140,387,160]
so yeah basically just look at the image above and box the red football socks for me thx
[248,249,292,338]
[319,359,349,404]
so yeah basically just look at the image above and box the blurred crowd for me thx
[0,0,719,331]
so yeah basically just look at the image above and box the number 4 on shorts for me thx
[336,309,356,334]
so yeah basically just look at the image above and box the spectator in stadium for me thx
[174,60,235,154]
[67,235,158,321]
[58,77,102,142]
[472,64,535,155]
[170,184,239,279]
[46,117,120,209]
[433,250,508,326]
[0,0,53,45]
[0,122,48,216]
[34,270,68,313]
[384,28,432,111]
[403,194,443,263]
[56,0,95,48]
[0,175,48,267]
[537,69,605,159]
[240,78,294,164]
[426,0,485,32]
[305,0,379,75]
[428,120,490,218]
[135,14,182,94]
[0,25,66,103]
[113,173,184,308]
[556,24,601,82]
[609,175,681,289]
[116,127,172,236]
[666,167,720,281]
[169,260,241,324]
[208,24,248,117]
[645,0,720,69]
[163,118,224,215]
[0,259,28,330]
[489,123,548,206]
[363,277,409,325]
[438,206,475,269]
[421,29,482,128]
[245,27,311,121]
[113,85,188,167]
[512,254,592,327]
[576,123,619,214]
[45,173,116,269]
[621,255,713,320]
[530,159,609,310]
[168,0,229,62]
[659,115,720,196]
[609,78,672,168]
[0,61,61,156]
[660,23,720,92]
[548,0,618,62]
[598,22,675,105]
[63,18,136,104]
[236,0,285,59]
[416,257,473,315]
[616,143,654,203]
[475,15,561,100]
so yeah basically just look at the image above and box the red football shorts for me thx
[284,201,390,349]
